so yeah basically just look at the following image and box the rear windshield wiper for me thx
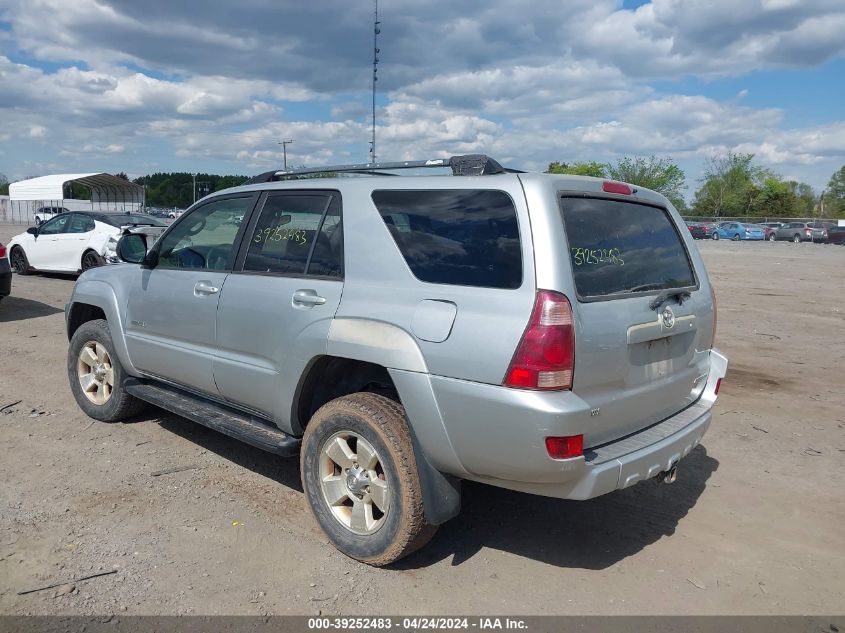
[648,288,691,311]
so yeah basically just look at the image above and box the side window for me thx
[304,199,343,278]
[39,214,70,235]
[156,197,253,271]
[68,214,95,233]
[371,189,522,289]
[243,193,343,278]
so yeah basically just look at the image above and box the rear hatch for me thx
[559,195,713,447]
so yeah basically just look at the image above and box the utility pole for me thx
[279,139,293,170]
[192,173,196,204]
[370,0,380,163]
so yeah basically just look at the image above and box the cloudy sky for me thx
[1,0,844,197]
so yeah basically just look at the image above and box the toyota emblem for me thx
[661,305,676,329]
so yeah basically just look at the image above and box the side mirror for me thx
[26,227,38,236]
[116,233,149,265]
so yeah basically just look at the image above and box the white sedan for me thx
[7,211,167,275]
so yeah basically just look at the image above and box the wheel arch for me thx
[65,280,138,376]
[292,318,462,525]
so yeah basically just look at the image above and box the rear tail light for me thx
[545,435,583,459]
[602,181,632,195]
[504,290,574,391]
[805,229,812,236]
[0,244,5,259]
[714,379,722,395]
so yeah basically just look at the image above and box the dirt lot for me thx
[0,224,843,615]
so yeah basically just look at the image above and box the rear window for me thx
[372,189,522,289]
[560,197,696,300]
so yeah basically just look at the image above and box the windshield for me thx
[101,214,166,227]
[560,197,697,301]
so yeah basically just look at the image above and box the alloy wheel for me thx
[82,252,100,271]
[77,341,114,405]
[319,431,390,535]
[11,249,26,273]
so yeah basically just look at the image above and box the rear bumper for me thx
[427,349,728,500]
[0,257,11,297]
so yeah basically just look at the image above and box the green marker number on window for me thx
[571,247,624,266]
[253,226,308,245]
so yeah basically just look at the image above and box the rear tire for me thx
[10,246,30,275]
[68,319,145,422]
[793,234,801,243]
[301,393,437,566]
[712,232,719,240]
[81,250,104,271]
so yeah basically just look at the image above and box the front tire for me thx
[768,233,776,241]
[301,393,436,566]
[731,234,740,241]
[10,246,30,275]
[712,232,720,240]
[68,319,144,422]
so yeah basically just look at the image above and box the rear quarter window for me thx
[560,196,697,301]
[371,189,522,289]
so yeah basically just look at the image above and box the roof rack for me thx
[243,154,521,185]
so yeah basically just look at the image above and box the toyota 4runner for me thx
[65,155,727,565]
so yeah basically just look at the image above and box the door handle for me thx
[194,281,220,296]
[292,289,326,306]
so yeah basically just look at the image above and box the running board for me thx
[124,378,300,456]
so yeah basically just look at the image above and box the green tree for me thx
[605,156,687,211]
[790,181,816,217]
[133,172,249,208]
[825,166,845,217]
[0,172,8,196]
[692,153,762,217]
[547,161,607,177]
[751,175,801,217]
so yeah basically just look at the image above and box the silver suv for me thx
[65,155,727,565]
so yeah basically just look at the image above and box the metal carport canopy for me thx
[9,173,143,203]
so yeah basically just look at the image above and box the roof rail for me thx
[242,154,521,185]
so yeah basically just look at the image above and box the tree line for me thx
[132,173,250,208]
[548,156,845,218]
[3,162,845,217]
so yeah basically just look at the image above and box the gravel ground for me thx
[0,224,843,615]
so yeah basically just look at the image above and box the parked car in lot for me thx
[774,222,828,242]
[750,223,777,241]
[712,222,765,240]
[64,154,727,565]
[34,206,69,226]
[0,242,11,303]
[686,221,716,239]
[8,212,167,275]
[826,225,845,245]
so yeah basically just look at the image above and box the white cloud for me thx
[0,0,843,191]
